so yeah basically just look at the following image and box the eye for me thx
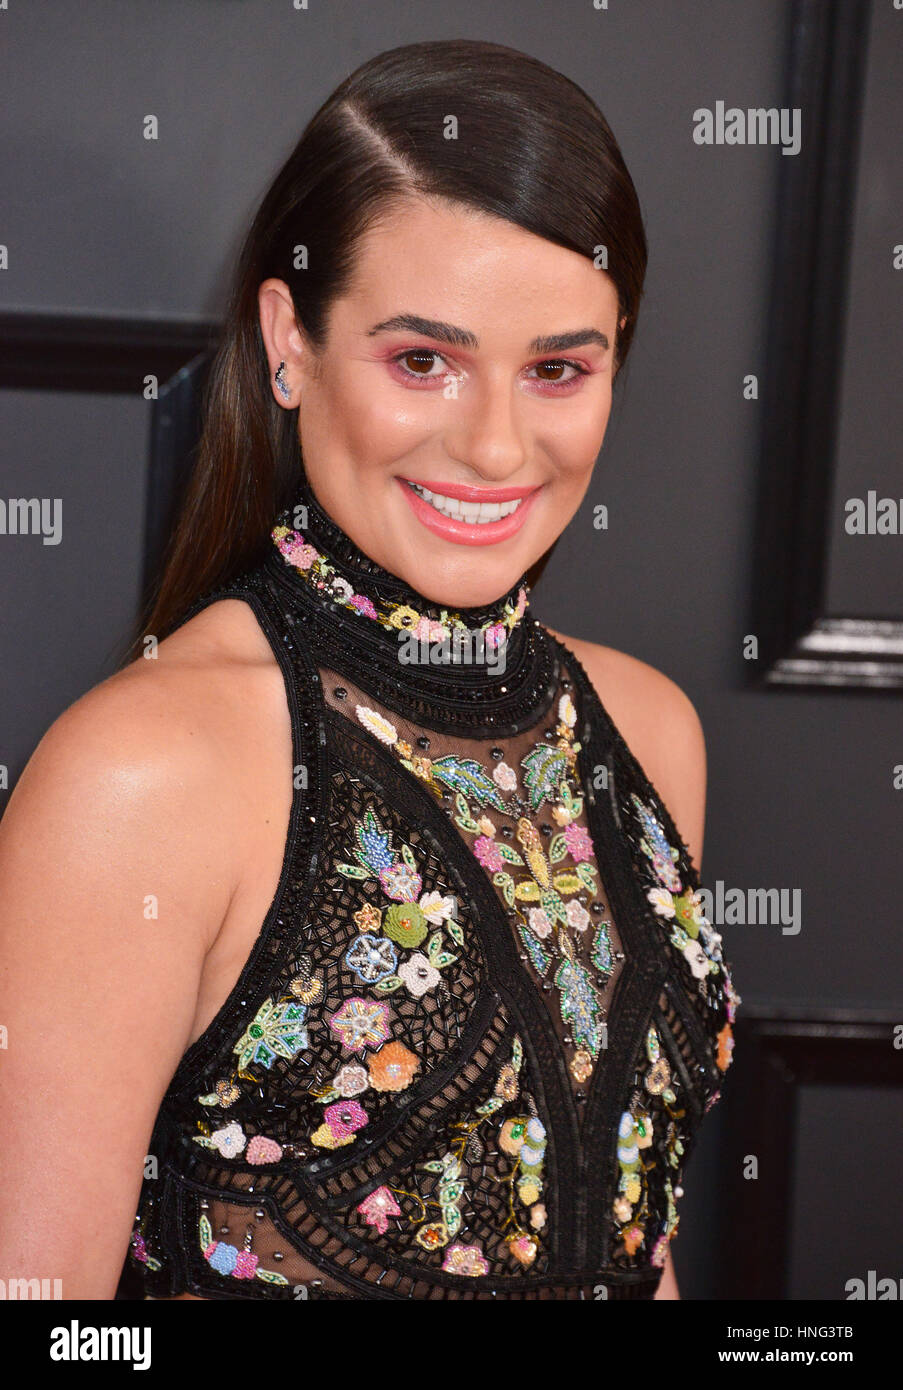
[526,359,589,390]
[391,349,450,381]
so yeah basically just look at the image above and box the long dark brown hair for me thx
[127,38,647,663]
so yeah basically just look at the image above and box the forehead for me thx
[334,195,619,334]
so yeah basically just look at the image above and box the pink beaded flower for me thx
[563,822,595,864]
[442,1242,489,1276]
[357,1186,402,1235]
[323,1099,369,1140]
[473,836,505,873]
[276,532,319,571]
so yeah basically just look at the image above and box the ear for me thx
[258,278,305,408]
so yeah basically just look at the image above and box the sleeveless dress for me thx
[128,476,740,1301]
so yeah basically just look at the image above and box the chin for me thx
[402,566,524,612]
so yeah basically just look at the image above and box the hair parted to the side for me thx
[127,38,647,664]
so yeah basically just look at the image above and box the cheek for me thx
[337,369,436,460]
[542,389,613,480]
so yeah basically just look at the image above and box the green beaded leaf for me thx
[476,1096,504,1115]
[495,841,525,865]
[336,862,373,880]
[421,1160,446,1174]
[575,861,598,892]
[446,919,465,946]
[373,974,403,994]
[511,1035,524,1071]
[444,1207,463,1237]
[454,792,481,833]
[521,745,569,811]
[256,1268,290,1286]
[429,756,508,811]
[199,1214,212,1250]
[514,880,542,902]
[426,931,457,969]
[541,888,568,924]
[548,832,569,863]
[401,842,418,872]
[492,871,516,907]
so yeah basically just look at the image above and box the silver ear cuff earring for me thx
[275,360,291,401]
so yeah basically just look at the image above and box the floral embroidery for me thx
[365,1035,547,1271]
[382,902,427,947]
[357,1186,402,1235]
[368,1040,420,1092]
[353,691,617,1084]
[233,997,309,1072]
[197,1078,242,1108]
[199,1212,288,1286]
[312,1099,369,1149]
[203,1121,246,1158]
[611,1024,687,1262]
[246,1135,283,1165]
[398,952,441,997]
[332,1062,369,1097]
[328,997,392,1053]
[192,1120,286,1166]
[629,792,742,1055]
[305,806,462,1150]
[273,522,528,644]
[493,761,518,791]
[345,933,398,983]
[442,1243,490,1276]
[353,902,381,932]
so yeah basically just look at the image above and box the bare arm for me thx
[0,669,240,1298]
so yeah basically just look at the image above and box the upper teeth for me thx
[407,482,523,523]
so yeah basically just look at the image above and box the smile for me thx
[405,481,524,524]
[397,477,542,548]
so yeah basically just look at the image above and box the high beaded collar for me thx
[269,472,531,652]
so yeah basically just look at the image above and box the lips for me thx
[400,478,540,503]
[398,476,541,547]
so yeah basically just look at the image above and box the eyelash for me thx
[389,349,590,391]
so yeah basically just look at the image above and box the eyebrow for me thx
[366,314,610,354]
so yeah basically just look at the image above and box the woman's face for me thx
[260,195,624,609]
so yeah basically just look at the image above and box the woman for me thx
[0,39,738,1300]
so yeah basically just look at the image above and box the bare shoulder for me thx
[544,627,707,871]
[1,598,288,942]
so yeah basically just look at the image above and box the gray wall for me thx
[2,0,900,1300]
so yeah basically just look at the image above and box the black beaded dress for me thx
[128,474,740,1301]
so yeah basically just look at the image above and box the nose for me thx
[444,370,528,481]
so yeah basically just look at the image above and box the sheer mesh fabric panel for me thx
[318,657,626,1107]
